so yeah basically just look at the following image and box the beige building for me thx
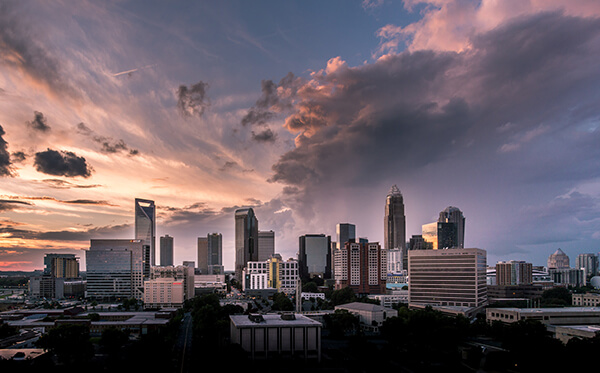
[408,248,487,308]
[143,278,185,309]
[572,293,600,307]
[335,302,398,331]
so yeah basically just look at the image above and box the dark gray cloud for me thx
[38,179,101,189]
[0,3,78,98]
[240,72,299,126]
[0,124,13,176]
[26,111,50,132]
[11,151,26,163]
[177,81,210,117]
[0,199,32,211]
[33,148,93,178]
[76,122,139,156]
[0,221,131,242]
[251,128,277,143]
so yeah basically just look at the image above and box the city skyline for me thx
[1,1,600,271]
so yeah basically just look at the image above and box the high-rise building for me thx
[547,248,570,269]
[336,223,356,250]
[43,253,79,278]
[135,198,156,266]
[384,185,406,269]
[334,241,387,295]
[438,206,465,249]
[576,253,599,278]
[198,233,224,275]
[298,234,332,280]
[409,235,432,251]
[235,208,259,281]
[421,222,438,250]
[496,261,533,286]
[258,230,275,261]
[160,235,174,266]
[408,248,487,308]
[243,254,299,295]
[86,239,146,300]
[149,265,195,301]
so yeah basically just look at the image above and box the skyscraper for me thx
[334,241,387,295]
[43,253,79,278]
[576,253,599,278]
[86,239,145,300]
[135,198,156,266]
[496,260,533,286]
[547,248,570,269]
[235,208,259,281]
[160,235,174,266]
[421,222,438,250]
[336,223,356,250]
[298,234,332,280]
[384,185,406,251]
[198,233,224,275]
[438,206,466,249]
[258,230,275,261]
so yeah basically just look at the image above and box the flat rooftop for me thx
[230,313,322,328]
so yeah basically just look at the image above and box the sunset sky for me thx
[1,0,600,272]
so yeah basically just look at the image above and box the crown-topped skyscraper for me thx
[384,185,406,269]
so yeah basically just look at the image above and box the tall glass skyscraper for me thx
[135,198,156,266]
[336,223,356,250]
[384,185,406,270]
[160,234,174,266]
[235,208,259,281]
[198,233,224,275]
[438,206,465,249]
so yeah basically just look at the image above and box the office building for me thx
[135,198,156,266]
[549,267,585,287]
[547,248,570,269]
[160,235,174,266]
[235,208,259,281]
[198,233,224,275]
[29,276,65,299]
[86,239,146,300]
[258,230,275,261]
[334,241,387,295]
[243,255,299,295]
[409,235,431,251]
[576,253,599,278]
[230,313,322,361]
[335,302,398,331]
[496,260,533,286]
[143,278,184,309]
[335,223,356,250]
[298,234,332,280]
[387,248,403,274]
[438,206,465,249]
[408,248,487,308]
[384,185,406,268]
[149,265,195,300]
[43,253,79,278]
[421,222,438,250]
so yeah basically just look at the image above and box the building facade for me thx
[198,233,224,275]
[160,235,174,266]
[135,198,156,266]
[258,230,275,262]
[298,234,332,280]
[243,255,299,295]
[438,206,465,249]
[235,208,259,281]
[408,248,487,308]
[496,260,533,286]
[335,223,356,250]
[334,241,387,295]
[43,253,79,278]
[86,239,146,300]
[576,253,599,278]
[384,185,406,268]
[421,222,438,250]
[547,248,570,269]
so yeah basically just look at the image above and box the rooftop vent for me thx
[248,314,264,323]
[280,312,296,321]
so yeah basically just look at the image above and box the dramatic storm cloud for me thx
[33,149,93,178]
[177,81,210,117]
[0,125,13,176]
[26,111,50,132]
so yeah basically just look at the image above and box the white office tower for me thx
[387,248,403,274]
[408,248,487,308]
[86,239,145,300]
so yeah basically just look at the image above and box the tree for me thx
[541,287,572,306]
[330,286,356,306]
[100,327,129,357]
[36,324,93,364]
[271,292,294,311]
[323,309,359,338]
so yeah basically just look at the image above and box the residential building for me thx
[334,241,387,295]
[547,248,570,269]
[43,253,79,278]
[150,265,195,301]
[298,234,332,280]
[496,260,533,286]
[235,208,259,281]
[86,239,146,300]
[408,248,487,308]
[243,255,299,295]
[143,278,184,309]
[160,235,174,266]
[135,198,156,266]
[576,253,599,278]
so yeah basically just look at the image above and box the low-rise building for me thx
[334,302,398,331]
[486,307,600,325]
[572,293,600,307]
[229,313,322,360]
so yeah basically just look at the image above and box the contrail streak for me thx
[112,64,157,77]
